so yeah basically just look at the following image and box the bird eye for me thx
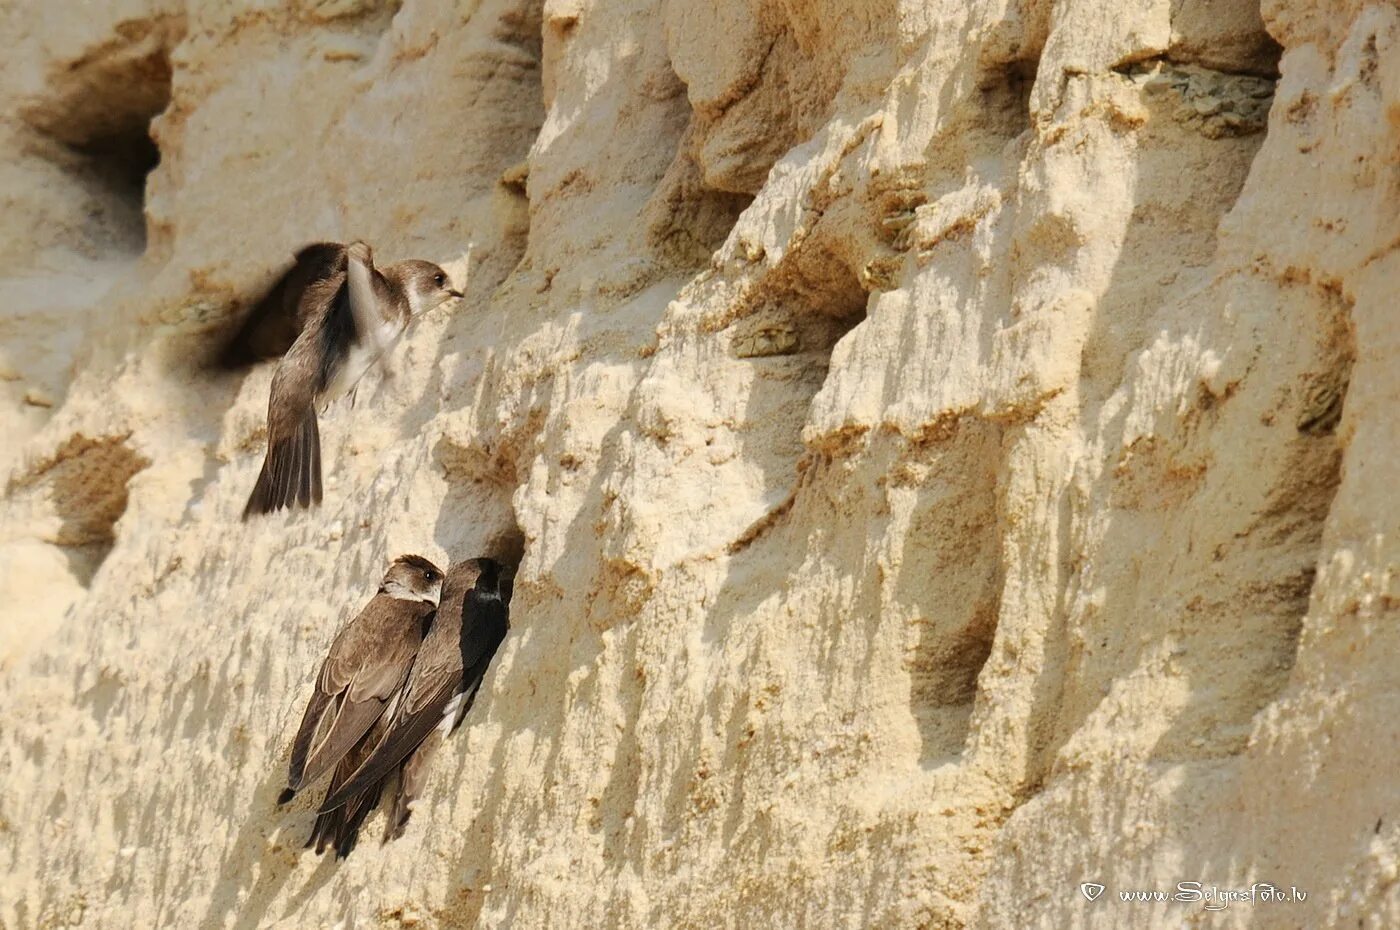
[433,273,445,287]
[425,570,438,582]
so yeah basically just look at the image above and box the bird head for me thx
[381,554,445,604]
[393,260,463,316]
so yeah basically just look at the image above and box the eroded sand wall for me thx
[0,0,1396,927]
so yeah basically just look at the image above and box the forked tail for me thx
[243,411,322,518]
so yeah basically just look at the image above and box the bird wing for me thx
[290,244,349,327]
[285,685,332,789]
[345,241,395,366]
[217,242,346,368]
[319,590,507,813]
[317,669,459,813]
[383,731,441,843]
[289,596,432,791]
[306,713,390,858]
[443,594,509,735]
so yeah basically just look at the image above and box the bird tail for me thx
[384,733,440,844]
[306,806,342,855]
[243,411,322,519]
[334,781,385,858]
[307,748,385,858]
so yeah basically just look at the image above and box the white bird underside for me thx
[437,690,469,738]
[323,319,405,404]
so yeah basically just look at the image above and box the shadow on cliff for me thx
[429,725,514,928]
[1024,52,1308,773]
[989,33,1361,906]
[194,766,337,930]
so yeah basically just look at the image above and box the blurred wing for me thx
[345,242,393,364]
[217,243,346,368]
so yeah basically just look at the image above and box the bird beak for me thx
[423,291,461,318]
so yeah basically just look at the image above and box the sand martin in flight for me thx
[242,241,460,518]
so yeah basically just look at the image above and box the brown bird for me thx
[303,714,389,858]
[318,558,509,842]
[242,241,461,518]
[277,554,444,855]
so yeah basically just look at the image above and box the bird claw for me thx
[346,241,373,265]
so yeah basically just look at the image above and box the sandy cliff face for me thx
[0,0,1395,927]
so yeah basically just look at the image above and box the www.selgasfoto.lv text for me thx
[1104,882,1307,910]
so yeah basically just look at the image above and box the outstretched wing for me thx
[217,243,346,368]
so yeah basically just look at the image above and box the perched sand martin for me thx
[278,554,444,855]
[242,241,461,518]
[318,558,509,842]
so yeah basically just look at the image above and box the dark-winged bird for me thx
[318,558,509,842]
[241,241,461,518]
[218,243,346,368]
[277,554,443,856]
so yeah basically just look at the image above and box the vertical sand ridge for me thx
[0,1,1395,928]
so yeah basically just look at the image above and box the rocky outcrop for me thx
[0,1,1395,928]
